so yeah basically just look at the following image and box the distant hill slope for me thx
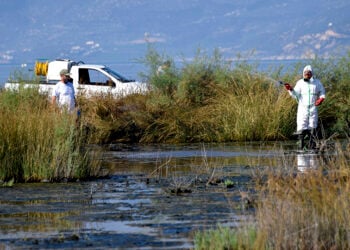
[0,0,349,65]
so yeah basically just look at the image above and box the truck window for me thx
[79,69,90,84]
[85,69,115,87]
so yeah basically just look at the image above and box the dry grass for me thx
[0,88,102,182]
[254,143,350,249]
[194,142,350,249]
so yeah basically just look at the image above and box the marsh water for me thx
[0,141,324,249]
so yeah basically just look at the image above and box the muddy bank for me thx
[1,142,309,249]
[0,170,255,249]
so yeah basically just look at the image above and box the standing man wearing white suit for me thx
[284,65,326,150]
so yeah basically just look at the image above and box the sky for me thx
[0,0,349,85]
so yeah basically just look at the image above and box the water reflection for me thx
[103,142,290,176]
[296,153,318,172]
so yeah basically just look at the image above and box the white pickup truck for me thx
[4,59,148,96]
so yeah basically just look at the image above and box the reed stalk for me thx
[194,142,350,249]
[0,87,101,182]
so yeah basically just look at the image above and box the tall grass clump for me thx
[194,142,350,249]
[63,48,350,144]
[77,92,152,143]
[208,67,295,141]
[136,48,297,143]
[137,48,350,143]
[0,85,101,183]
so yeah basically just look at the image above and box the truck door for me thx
[93,69,115,87]
[78,68,90,85]
[78,68,116,95]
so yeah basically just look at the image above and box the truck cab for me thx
[43,59,147,96]
[70,64,146,96]
[2,59,148,97]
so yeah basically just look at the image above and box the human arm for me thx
[51,83,59,108]
[51,95,56,106]
[286,80,302,102]
[315,81,326,106]
[315,97,324,106]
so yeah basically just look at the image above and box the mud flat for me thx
[1,142,302,249]
[0,170,255,249]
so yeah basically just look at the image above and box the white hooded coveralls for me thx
[288,66,326,131]
[52,81,76,112]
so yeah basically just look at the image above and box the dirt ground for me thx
[0,170,255,250]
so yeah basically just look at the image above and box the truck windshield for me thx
[103,67,134,83]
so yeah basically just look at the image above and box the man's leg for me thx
[308,128,317,149]
[298,130,307,150]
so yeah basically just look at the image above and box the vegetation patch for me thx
[194,142,350,249]
[0,86,102,183]
[78,48,350,144]
[1,48,350,183]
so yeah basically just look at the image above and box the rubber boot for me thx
[309,129,317,150]
[303,129,315,150]
[298,131,306,150]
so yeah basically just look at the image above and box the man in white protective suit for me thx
[284,65,326,150]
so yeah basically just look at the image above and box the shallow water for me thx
[0,141,324,249]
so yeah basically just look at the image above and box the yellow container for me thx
[34,61,48,76]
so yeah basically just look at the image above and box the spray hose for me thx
[34,61,48,76]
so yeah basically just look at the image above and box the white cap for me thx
[303,65,312,74]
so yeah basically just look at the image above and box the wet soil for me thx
[0,173,254,250]
[0,142,302,249]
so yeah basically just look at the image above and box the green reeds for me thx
[6,49,347,146]
[139,49,297,142]
[194,225,257,250]
[0,86,101,183]
[207,75,295,141]
[70,48,350,144]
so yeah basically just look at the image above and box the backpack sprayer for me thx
[278,80,287,86]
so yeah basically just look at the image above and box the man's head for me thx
[303,65,313,81]
[60,69,71,83]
